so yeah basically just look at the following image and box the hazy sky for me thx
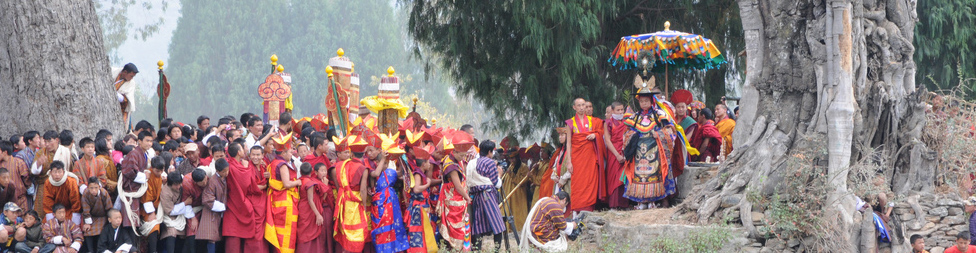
[112,1,182,100]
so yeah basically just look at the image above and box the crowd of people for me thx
[0,69,748,253]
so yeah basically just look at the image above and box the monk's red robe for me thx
[249,160,269,241]
[565,115,606,211]
[223,158,260,239]
[690,120,722,162]
[303,153,331,169]
[604,118,629,209]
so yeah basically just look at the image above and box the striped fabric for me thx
[469,157,505,236]
[528,198,566,244]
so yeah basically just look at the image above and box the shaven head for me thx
[573,98,587,115]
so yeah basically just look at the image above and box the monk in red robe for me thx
[565,98,606,212]
[333,135,372,253]
[265,135,300,253]
[603,102,630,209]
[224,144,261,253]
[690,108,722,162]
[245,145,270,253]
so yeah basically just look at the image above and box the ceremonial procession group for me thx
[0,48,740,253]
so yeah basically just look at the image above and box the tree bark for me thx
[683,0,921,251]
[0,0,121,138]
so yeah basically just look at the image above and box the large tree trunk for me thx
[0,0,121,138]
[682,0,921,251]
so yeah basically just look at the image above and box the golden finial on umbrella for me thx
[387,66,395,77]
[337,48,345,57]
[326,66,334,77]
[157,60,164,70]
[277,64,284,73]
[664,21,671,31]
[271,54,278,66]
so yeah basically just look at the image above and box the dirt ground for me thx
[592,207,690,226]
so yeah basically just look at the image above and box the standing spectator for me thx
[714,103,736,156]
[468,141,505,252]
[197,158,228,253]
[159,172,186,253]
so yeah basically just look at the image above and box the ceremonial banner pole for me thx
[156,60,170,126]
[324,66,349,136]
[258,56,291,128]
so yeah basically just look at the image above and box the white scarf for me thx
[466,156,493,187]
[519,197,569,252]
[47,171,79,187]
[116,170,152,236]
[54,145,73,169]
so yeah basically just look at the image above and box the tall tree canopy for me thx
[403,0,743,137]
[165,0,428,121]
[914,0,976,97]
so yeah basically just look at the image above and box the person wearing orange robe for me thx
[265,134,300,253]
[138,155,166,252]
[41,161,81,223]
[564,98,606,212]
[537,128,568,201]
[603,102,630,209]
[714,104,736,157]
[333,135,371,253]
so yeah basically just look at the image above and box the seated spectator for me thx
[13,210,49,253]
[41,204,82,253]
[519,191,572,252]
[0,203,23,252]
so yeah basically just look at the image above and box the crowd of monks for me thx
[0,73,738,253]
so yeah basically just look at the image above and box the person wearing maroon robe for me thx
[225,143,268,253]
[118,132,152,229]
[304,134,332,170]
[603,102,630,209]
[564,98,606,212]
[180,169,206,251]
[689,108,722,162]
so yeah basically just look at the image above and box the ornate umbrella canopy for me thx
[610,21,726,72]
